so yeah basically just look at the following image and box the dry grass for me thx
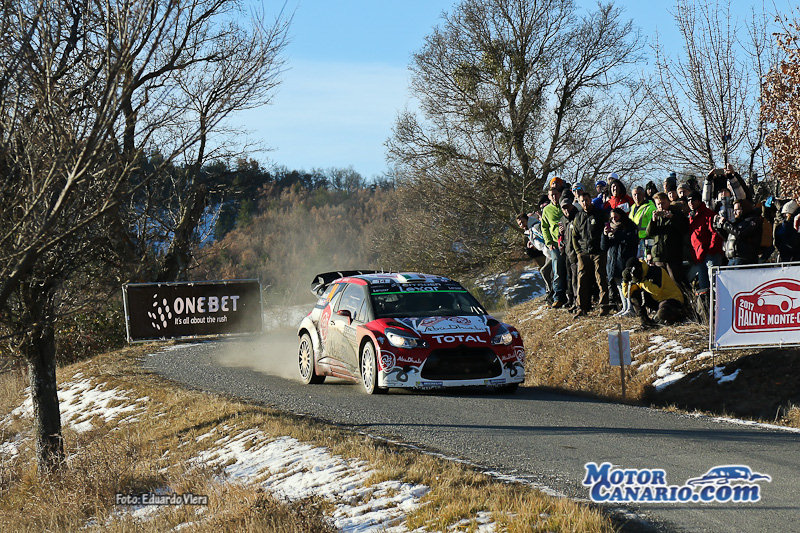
[507,298,714,401]
[0,344,617,532]
[507,297,800,429]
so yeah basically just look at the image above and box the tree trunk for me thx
[23,288,64,474]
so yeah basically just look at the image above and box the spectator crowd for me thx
[516,166,797,329]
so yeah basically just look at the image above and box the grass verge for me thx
[507,297,800,429]
[0,344,617,532]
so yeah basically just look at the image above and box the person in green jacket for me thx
[541,186,567,307]
[630,186,656,258]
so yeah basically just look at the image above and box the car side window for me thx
[336,283,366,322]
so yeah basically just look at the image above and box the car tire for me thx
[298,333,325,384]
[360,341,387,394]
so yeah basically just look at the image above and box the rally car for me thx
[297,271,525,394]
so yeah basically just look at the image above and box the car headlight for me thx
[385,330,427,349]
[491,324,513,346]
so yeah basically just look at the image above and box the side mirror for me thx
[336,309,352,324]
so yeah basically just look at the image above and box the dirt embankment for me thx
[506,298,800,427]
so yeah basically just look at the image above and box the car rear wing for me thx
[310,270,382,296]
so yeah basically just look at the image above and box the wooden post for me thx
[617,323,626,400]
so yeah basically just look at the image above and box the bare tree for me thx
[0,0,288,472]
[648,0,775,183]
[385,0,650,270]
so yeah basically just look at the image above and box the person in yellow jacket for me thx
[621,258,685,328]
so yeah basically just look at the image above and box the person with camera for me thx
[622,258,685,329]
[686,192,723,295]
[602,208,639,316]
[573,192,612,317]
[713,199,762,266]
[702,164,751,208]
[646,192,689,285]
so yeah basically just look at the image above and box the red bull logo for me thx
[733,279,800,333]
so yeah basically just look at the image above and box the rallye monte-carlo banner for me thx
[123,280,262,342]
[712,263,800,349]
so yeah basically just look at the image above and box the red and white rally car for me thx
[297,271,525,394]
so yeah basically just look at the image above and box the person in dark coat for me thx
[646,192,689,285]
[573,192,612,317]
[775,200,800,263]
[601,208,639,316]
[713,199,762,266]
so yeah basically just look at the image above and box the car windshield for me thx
[370,290,485,318]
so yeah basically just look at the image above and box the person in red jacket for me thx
[604,178,634,213]
[686,192,723,293]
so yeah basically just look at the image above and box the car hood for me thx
[392,315,491,336]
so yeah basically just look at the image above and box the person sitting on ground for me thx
[622,258,686,329]
[604,178,634,213]
[573,192,612,317]
[713,199,762,266]
[601,208,639,316]
[647,192,689,285]
[775,200,800,263]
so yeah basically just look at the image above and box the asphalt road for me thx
[143,335,800,533]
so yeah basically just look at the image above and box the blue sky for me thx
[236,0,783,179]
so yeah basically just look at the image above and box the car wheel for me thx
[299,333,325,384]
[360,341,387,394]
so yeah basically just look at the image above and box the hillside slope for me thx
[507,298,800,428]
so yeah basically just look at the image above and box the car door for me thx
[328,283,367,372]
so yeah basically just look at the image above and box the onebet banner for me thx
[713,263,800,349]
[123,280,262,342]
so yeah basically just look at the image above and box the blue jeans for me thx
[687,253,723,291]
[546,247,567,300]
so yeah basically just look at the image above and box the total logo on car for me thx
[297,271,526,394]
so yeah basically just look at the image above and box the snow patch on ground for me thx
[194,429,430,532]
[10,372,148,433]
[476,267,546,306]
[710,366,740,384]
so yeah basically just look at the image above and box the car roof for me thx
[344,272,453,284]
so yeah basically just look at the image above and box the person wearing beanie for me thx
[775,200,800,263]
[593,179,608,210]
[664,172,678,194]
